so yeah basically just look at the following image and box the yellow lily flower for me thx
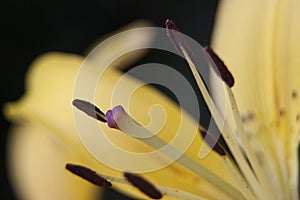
[4,1,299,200]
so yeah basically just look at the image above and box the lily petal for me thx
[3,21,160,200]
[212,0,278,132]
[7,122,101,200]
[211,0,300,198]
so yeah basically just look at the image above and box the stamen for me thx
[72,99,107,122]
[165,19,234,88]
[98,172,208,200]
[165,19,194,61]
[65,163,112,188]
[106,105,246,199]
[67,164,208,200]
[225,87,276,199]
[171,25,263,197]
[200,128,256,199]
[165,19,180,52]
[221,157,256,200]
[203,46,234,88]
[124,172,163,199]
[199,128,226,156]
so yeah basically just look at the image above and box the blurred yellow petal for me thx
[3,21,163,200]
[7,122,101,200]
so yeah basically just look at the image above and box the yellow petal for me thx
[270,1,300,196]
[7,122,101,200]
[211,1,300,198]
[3,21,156,200]
[212,0,278,131]
[212,0,300,137]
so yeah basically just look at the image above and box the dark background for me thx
[0,0,219,199]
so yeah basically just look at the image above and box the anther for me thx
[203,46,235,88]
[165,20,234,88]
[65,163,112,188]
[165,19,194,60]
[72,99,107,122]
[199,129,226,156]
[124,172,163,199]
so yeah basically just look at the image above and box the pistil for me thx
[105,104,245,199]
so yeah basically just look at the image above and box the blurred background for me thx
[0,0,219,199]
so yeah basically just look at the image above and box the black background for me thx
[0,1,219,199]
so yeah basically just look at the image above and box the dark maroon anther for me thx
[124,172,163,199]
[165,19,194,60]
[66,163,112,188]
[199,129,226,156]
[203,46,235,87]
[165,19,181,53]
[72,99,107,122]
[165,19,180,31]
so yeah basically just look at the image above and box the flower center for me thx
[68,19,298,200]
